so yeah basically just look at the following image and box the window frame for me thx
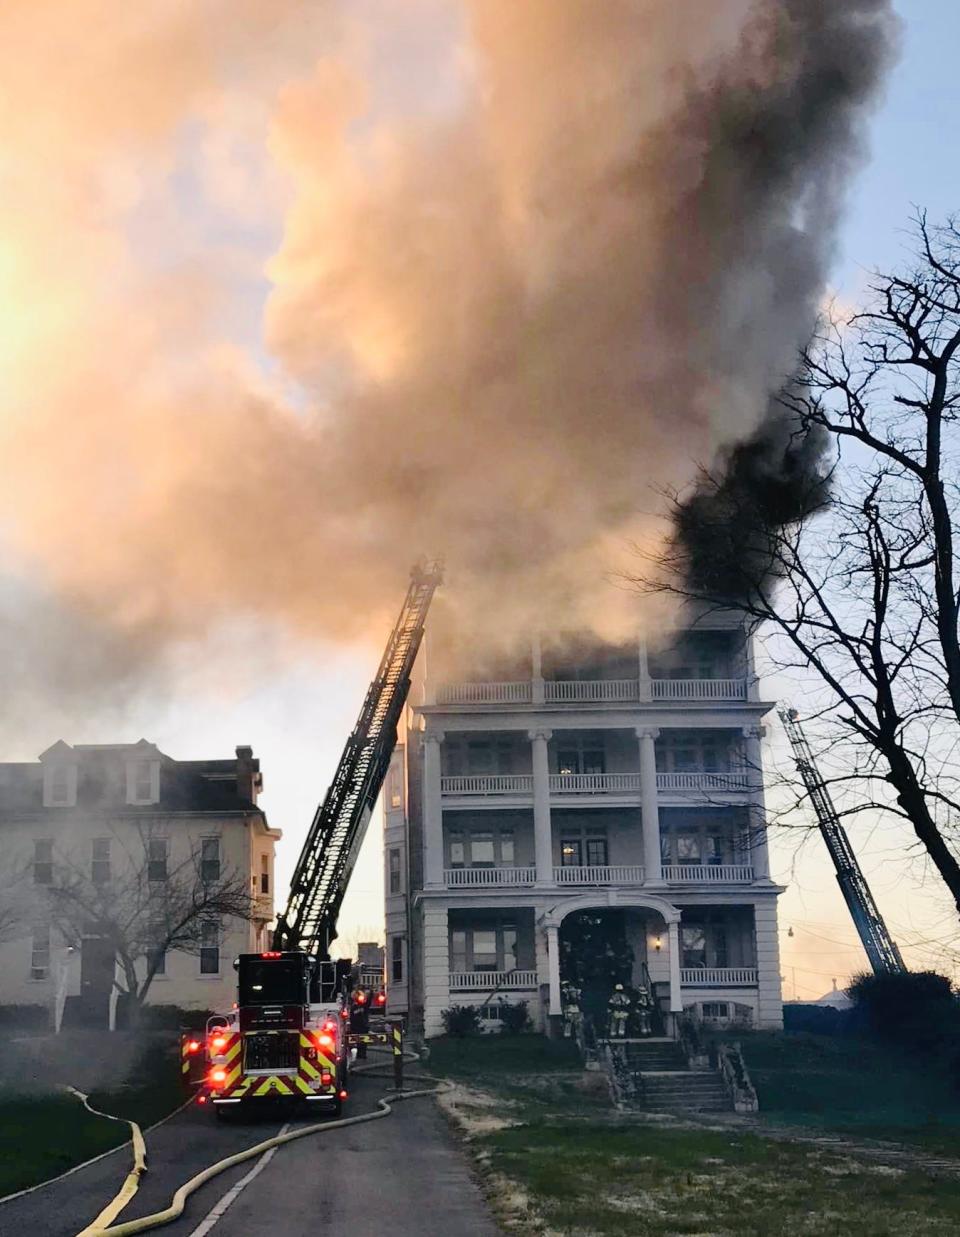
[200,837,221,885]
[33,838,53,886]
[30,924,50,980]
[91,837,111,885]
[199,920,220,975]
[147,836,168,883]
[388,847,402,894]
[390,935,404,984]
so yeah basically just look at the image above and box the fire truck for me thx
[182,562,441,1115]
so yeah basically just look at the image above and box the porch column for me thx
[422,730,445,888]
[636,727,663,884]
[638,635,652,702]
[546,923,562,1016]
[532,632,545,706]
[742,725,772,882]
[667,918,683,1012]
[530,728,554,885]
[422,904,450,1038]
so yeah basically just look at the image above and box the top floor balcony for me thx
[434,677,749,708]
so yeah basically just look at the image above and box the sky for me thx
[3,1,959,996]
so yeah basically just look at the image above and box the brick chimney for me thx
[235,745,261,804]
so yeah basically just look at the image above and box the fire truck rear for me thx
[198,951,349,1116]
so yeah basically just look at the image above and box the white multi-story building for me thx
[384,618,784,1038]
[0,741,281,1025]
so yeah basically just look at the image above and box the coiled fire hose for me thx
[77,1054,445,1237]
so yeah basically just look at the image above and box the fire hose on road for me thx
[75,1054,445,1237]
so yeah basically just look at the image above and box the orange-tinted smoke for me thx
[0,1,895,681]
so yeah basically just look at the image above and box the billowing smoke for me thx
[0,0,896,699]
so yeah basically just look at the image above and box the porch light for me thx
[653,934,662,952]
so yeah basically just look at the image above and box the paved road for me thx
[0,1075,500,1237]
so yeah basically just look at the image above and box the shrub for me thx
[846,970,959,1050]
[499,1001,531,1035]
[441,1004,482,1037]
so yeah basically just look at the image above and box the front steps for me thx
[605,1037,734,1113]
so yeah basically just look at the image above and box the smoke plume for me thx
[0,1,896,693]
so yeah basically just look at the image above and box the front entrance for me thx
[559,910,664,1040]
[79,935,115,1027]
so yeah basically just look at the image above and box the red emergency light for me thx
[210,1035,227,1052]
[354,992,367,1005]
[318,1034,334,1050]
[209,1069,227,1086]
[374,992,386,1006]
[339,1090,348,1100]
[197,1094,208,1105]
[187,1040,201,1053]
[320,1072,333,1086]
[261,951,283,959]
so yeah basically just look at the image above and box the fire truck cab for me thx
[203,951,349,1117]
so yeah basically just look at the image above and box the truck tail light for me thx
[321,1072,333,1086]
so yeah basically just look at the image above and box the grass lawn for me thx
[0,1040,185,1198]
[482,1120,960,1236]
[431,1032,960,1234]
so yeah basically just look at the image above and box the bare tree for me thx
[640,214,960,918]
[42,827,252,1020]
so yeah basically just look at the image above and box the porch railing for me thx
[448,970,538,992]
[441,774,533,795]
[436,682,531,705]
[543,679,638,703]
[656,771,751,792]
[650,678,747,701]
[680,967,758,986]
[553,865,645,885]
[444,866,537,887]
[663,864,754,883]
[549,772,642,794]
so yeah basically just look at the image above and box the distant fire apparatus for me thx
[181,562,442,1116]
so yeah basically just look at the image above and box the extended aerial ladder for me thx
[779,707,906,976]
[273,560,443,957]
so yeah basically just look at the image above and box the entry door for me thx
[80,935,115,1026]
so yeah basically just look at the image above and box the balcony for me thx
[449,970,539,992]
[549,773,642,796]
[444,867,537,887]
[553,865,645,885]
[656,772,750,794]
[436,682,531,705]
[544,679,638,703]
[663,864,754,884]
[433,678,749,706]
[680,967,758,987]
[441,774,533,796]
[651,678,747,701]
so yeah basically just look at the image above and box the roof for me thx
[0,742,267,819]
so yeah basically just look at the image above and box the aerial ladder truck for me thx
[183,561,443,1115]
[779,707,906,976]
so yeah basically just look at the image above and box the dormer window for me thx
[126,758,159,806]
[43,761,77,807]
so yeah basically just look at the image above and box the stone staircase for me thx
[621,1038,732,1113]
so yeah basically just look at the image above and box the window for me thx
[681,921,729,969]
[701,1002,729,1020]
[560,829,608,868]
[556,737,606,776]
[660,814,737,867]
[444,737,523,777]
[391,935,404,983]
[34,839,53,886]
[92,838,111,885]
[657,732,731,774]
[260,853,270,895]
[449,922,519,973]
[676,834,701,863]
[45,762,76,807]
[200,921,220,974]
[134,761,152,801]
[681,925,707,969]
[30,925,50,979]
[147,837,168,882]
[201,838,221,884]
[147,945,167,976]
[448,829,515,869]
[388,848,401,895]
[386,761,403,810]
[472,930,498,971]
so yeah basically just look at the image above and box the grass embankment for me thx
[431,1032,960,1236]
[740,1030,960,1149]
[0,1040,184,1198]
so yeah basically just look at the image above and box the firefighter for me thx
[634,984,653,1037]
[561,980,582,1038]
[350,986,371,1058]
[607,983,631,1039]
